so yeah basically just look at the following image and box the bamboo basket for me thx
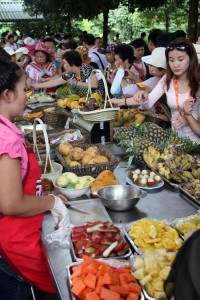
[55,143,118,177]
[78,70,119,122]
[31,105,69,128]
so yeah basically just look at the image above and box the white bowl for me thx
[53,181,92,198]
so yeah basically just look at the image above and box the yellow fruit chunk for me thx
[23,112,43,119]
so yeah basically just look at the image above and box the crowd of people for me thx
[0,28,200,300]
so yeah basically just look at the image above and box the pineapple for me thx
[126,137,159,162]
[139,122,169,143]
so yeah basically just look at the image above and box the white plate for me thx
[126,175,164,190]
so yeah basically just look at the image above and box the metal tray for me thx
[179,185,200,207]
[125,219,183,255]
[70,227,132,262]
[68,199,112,226]
[66,261,146,300]
[123,230,143,255]
[171,212,200,239]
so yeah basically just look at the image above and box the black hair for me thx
[82,34,95,46]
[156,32,172,47]
[43,37,57,46]
[172,30,187,40]
[0,57,24,94]
[0,46,11,60]
[148,29,163,47]
[114,44,135,64]
[62,50,82,67]
[141,32,146,38]
[65,40,78,50]
[130,38,146,49]
[7,34,14,40]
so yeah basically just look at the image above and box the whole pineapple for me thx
[126,137,159,161]
[139,122,169,143]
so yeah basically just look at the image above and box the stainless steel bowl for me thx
[96,185,147,211]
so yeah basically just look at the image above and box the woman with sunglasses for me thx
[132,38,200,143]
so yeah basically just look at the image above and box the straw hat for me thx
[142,47,166,69]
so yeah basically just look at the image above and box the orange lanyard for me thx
[174,77,192,115]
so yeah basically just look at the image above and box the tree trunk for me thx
[66,14,72,34]
[187,0,199,42]
[103,9,109,47]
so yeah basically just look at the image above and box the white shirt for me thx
[88,46,108,72]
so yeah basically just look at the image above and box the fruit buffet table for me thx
[41,142,199,300]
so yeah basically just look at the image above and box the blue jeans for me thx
[0,257,32,300]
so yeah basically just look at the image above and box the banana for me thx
[192,169,199,179]
[182,171,194,180]
[159,167,166,176]
[174,156,182,168]
[164,168,171,179]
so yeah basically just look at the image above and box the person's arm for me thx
[133,75,166,109]
[0,155,56,216]
[39,74,60,82]
[184,97,200,135]
[32,76,66,89]
[70,73,98,89]
[138,109,170,122]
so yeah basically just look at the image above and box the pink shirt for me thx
[143,75,200,143]
[0,115,28,180]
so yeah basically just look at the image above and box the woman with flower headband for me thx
[132,38,200,143]
[26,42,56,93]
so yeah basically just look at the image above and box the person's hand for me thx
[106,70,115,84]
[171,115,187,129]
[183,98,194,115]
[50,195,69,229]
[133,91,148,104]
[124,69,137,81]
[110,98,125,107]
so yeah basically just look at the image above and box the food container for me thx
[96,185,147,211]
[70,221,132,261]
[66,261,145,300]
[53,181,92,198]
[55,143,118,177]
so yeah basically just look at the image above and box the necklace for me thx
[174,77,192,115]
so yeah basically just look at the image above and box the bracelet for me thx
[156,114,159,119]
[124,98,127,106]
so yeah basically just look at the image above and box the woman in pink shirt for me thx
[133,38,200,144]
[0,58,68,299]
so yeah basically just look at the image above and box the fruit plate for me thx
[126,172,164,190]
[70,222,132,262]
[66,261,146,300]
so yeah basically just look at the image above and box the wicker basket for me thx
[26,128,88,155]
[31,105,69,128]
[33,118,63,181]
[78,70,119,122]
[55,143,118,177]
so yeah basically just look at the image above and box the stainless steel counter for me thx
[41,143,199,299]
